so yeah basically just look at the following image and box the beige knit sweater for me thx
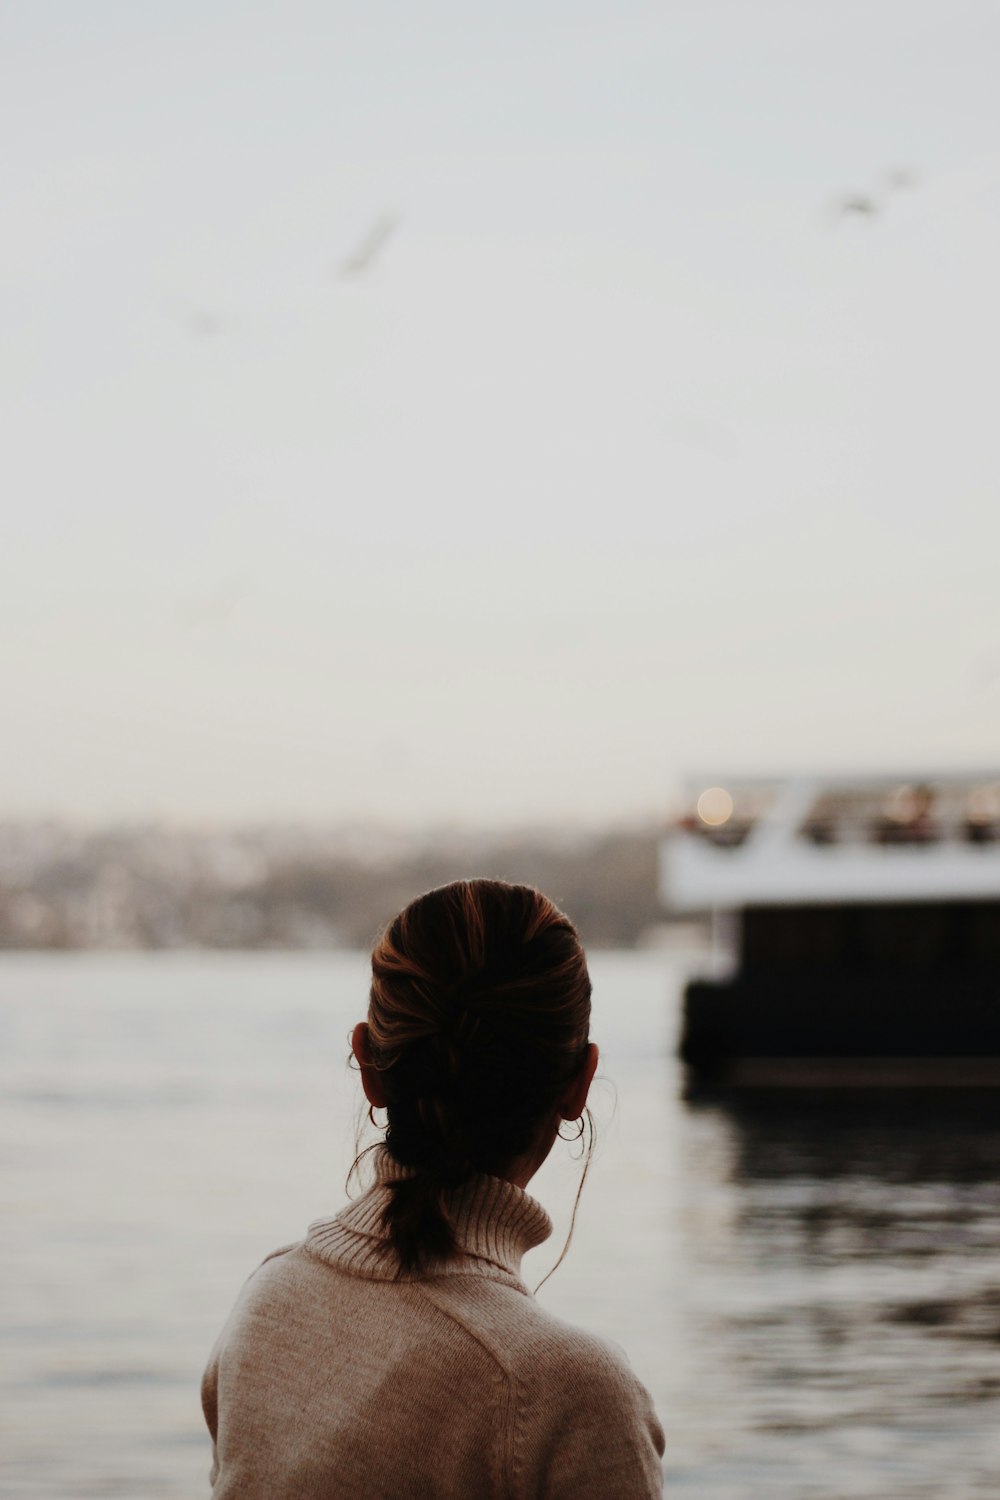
[202,1152,665,1497]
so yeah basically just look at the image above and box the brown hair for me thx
[361,878,593,1274]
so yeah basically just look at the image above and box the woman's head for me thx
[352,879,596,1272]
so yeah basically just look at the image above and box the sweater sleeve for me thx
[512,1332,665,1499]
[200,1339,221,1488]
[199,1242,299,1492]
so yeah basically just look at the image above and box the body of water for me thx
[1,951,998,1497]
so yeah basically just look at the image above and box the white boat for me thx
[660,772,1000,1085]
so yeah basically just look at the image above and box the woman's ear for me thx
[558,1041,599,1121]
[351,1021,387,1109]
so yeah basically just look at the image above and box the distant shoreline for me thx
[0,822,686,952]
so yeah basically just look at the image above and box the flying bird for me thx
[187,309,228,338]
[885,167,919,193]
[835,193,881,220]
[155,296,231,339]
[830,167,920,224]
[339,214,400,278]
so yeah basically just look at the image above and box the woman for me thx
[202,879,665,1497]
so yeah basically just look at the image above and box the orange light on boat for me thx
[697,787,734,827]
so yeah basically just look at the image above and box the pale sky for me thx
[3,1,1000,827]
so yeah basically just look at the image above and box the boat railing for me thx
[682,814,1000,851]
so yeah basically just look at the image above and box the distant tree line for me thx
[0,823,666,951]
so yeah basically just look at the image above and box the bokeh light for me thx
[696,786,734,827]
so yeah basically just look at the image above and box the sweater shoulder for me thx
[237,1239,305,1295]
[259,1239,302,1269]
[420,1282,665,1491]
[516,1298,648,1398]
[418,1277,642,1387]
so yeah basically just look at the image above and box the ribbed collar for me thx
[305,1150,552,1290]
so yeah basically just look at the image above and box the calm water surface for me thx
[1,952,998,1498]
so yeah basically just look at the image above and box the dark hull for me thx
[681,968,1000,1086]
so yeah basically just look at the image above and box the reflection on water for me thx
[0,954,998,1498]
[668,1092,1000,1499]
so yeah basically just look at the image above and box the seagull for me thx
[831,167,920,224]
[339,214,400,278]
[835,193,880,220]
[885,167,919,193]
[155,296,231,338]
[188,309,228,338]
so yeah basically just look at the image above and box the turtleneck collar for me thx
[305,1149,552,1290]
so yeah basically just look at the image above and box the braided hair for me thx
[362,879,593,1273]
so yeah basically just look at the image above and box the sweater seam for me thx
[259,1240,300,1267]
[497,1361,517,1500]
[509,1371,524,1500]
[414,1283,518,1381]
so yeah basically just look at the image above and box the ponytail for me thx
[381,1174,456,1271]
[380,1077,474,1273]
[358,879,593,1275]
